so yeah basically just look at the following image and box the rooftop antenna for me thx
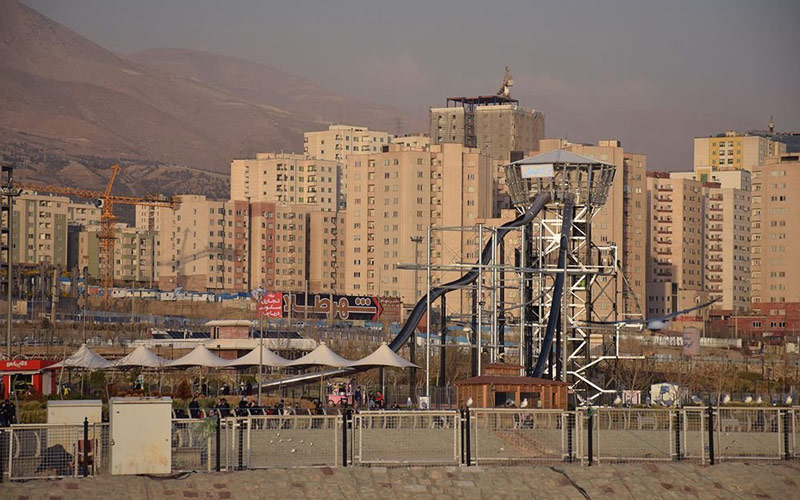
[497,66,514,98]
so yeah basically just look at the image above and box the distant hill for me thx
[0,0,418,198]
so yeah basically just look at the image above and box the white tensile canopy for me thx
[286,342,352,368]
[112,345,170,369]
[168,345,228,368]
[49,345,114,370]
[226,346,289,368]
[349,342,419,369]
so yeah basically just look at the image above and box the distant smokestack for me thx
[769,115,774,133]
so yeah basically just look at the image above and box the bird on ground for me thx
[613,396,622,406]
[520,398,529,408]
[691,395,703,405]
[722,394,731,405]
[584,298,720,332]
[466,397,473,408]
[743,396,753,404]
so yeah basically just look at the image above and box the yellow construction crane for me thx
[19,164,179,301]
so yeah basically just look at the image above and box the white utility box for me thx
[110,397,172,475]
[47,400,103,424]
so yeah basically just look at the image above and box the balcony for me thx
[707,226,722,232]
[655,196,673,203]
[708,206,723,212]
[657,185,673,192]
[656,228,672,234]
[655,207,672,213]
[657,217,673,223]
[707,215,723,222]
[655,248,672,255]
[707,256,723,262]
[707,278,723,283]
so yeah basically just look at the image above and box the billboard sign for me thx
[520,163,554,178]
[259,293,384,321]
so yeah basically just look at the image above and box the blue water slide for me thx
[259,192,552,391]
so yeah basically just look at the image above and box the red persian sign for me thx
[257,292,284,318]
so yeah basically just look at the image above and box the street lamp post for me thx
[2,165,23,358]
[410,236,423,403]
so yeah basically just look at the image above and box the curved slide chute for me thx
[532,194,574,378]
[259,192,552,391]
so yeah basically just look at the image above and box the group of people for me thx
[0,399,16,427]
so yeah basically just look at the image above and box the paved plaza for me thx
[3,462,799,500]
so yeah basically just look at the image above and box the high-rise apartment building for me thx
[749,153,800,304]
[673,168,752,312]
[343,143,493,310]
[304,125,393,210]
[645,173,707,317]
[430,96,545,163]
[304,125,393,162]
[148,195,341,294]
[694,131,786,173]
[10,193,100,266]
[78,223,157,286]
[230,153,339,212]
[538,139,647,318]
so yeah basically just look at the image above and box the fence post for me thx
[674,410,682,461]
[459,409,465,465]
[465,406,471,467]
[783,409,791,461]
[342,410,350,467]
[215,415,221,472]
[82,417,89,477]
[564,412,573,463]
[237,418,245,470]
[0,429,5,483]
[707,406,715,465]
[587,408,594,466]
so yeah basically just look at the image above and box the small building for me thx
[454,364,569,409]
[0,359,58,398]
[205,320,253,340]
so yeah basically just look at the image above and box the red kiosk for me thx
[0,359,58,398]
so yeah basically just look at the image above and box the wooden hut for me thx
[454,364,568,409]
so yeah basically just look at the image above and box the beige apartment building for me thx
[304,125,393,210]
[10,193,100,266]
[749,153,800,304]
[645,173,706,317]
[146,195,341,294]
[78,223,157,286]
[391,134,431,150]
[430,96,545,163]
[343,142,493,311]
[304,125,393,162]
[230,153,339,212]
[537,139,647,319]
[694,131,786,174]
[673,168,752,312]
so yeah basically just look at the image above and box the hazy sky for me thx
[24,0,800,170]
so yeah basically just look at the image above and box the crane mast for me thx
[18,164,178,302]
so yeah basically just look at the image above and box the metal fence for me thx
[715,408,785,461]
[5,423,109,480]
[589,409,675,463]
[353,411,461,465]
[3,407,799,481]
[470,409,577,465]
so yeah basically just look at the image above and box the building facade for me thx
[230,153,339,212]
[430,96,545,163]
[10,193,100,267]
[645,173,707,318]
[749,153,800,305]
[694,131,787,173]
[343,142,493,311]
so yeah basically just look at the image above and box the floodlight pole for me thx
[410,236,423,403]
[425,226,432,400]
